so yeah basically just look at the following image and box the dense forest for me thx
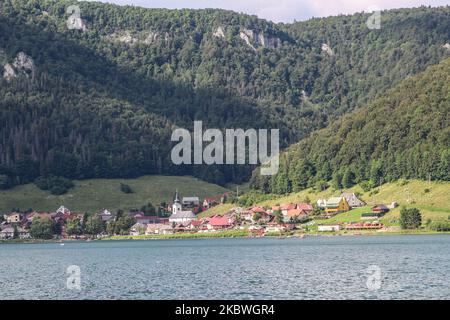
[0,0,449,188]
[250,58,450,194]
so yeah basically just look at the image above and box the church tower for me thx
[172,190,182,215]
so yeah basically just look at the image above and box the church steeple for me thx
[172,189,182,215]
[174,189,180,203]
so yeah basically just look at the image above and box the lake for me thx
[0,235,449,299]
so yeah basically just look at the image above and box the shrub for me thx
[120,183,133,194]
[35,175,74,195]
[400,208,422,229]
[360,180,376,192]
[30,217,54,239]
[424,188,431,193]
[429,221,450,232]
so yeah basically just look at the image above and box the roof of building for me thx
[190,220,203,227]
[169,211,196,219]
[249,206,266,213]
[208,217,230,226]
[297,203,313,211]
[146,223,172,231]
[326,197,344,207]
[182,197,200,202]
[341,192,366,206]
[372,204,389,210]
[286,209,308,217]
[280,203,297,210]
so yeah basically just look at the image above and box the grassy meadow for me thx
[0,175,229,213]
[201,180,450,225]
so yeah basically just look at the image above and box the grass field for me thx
[0,175,229,213]
[201,180,450,224]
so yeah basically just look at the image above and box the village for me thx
[0,190,398,240]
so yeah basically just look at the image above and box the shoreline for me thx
[2,230,449,244]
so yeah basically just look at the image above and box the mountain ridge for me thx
[250,57,450,194]
[0,0,449,188]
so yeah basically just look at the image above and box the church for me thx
[168,191,196,224]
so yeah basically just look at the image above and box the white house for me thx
[56,206,70,215]
[318,224,341,232]
[317,199,327,208]
[146,224,174,235]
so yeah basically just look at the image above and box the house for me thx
[203,197,218,209]
[271,205,281,213]
[182,197,200,208]
[145,224,174,235]
[280,204,297,215]
[99,209,114,222]
[6,212,21,224]
[206,217,232,230]
[188,220,204,230]
[317,199,327,208]
[173,222,192,232]
[318,224,341,232]
[0,226,30,239]
[28,212,52,221]
[265,224,287,233]
[296,203,314,214]
[135,215,167,224]
[345,222,384,230]
[284,209,308,223]
[0,226,14,239]
[341,193,366,208]
[257,212,273,223]
[242,207,271,223]
[56,206,70,215]
[248,225,265,236]
[249,206,267,214]
[240,210,254,222]
[18,228,30,239]
[388,201,399,209]
[361,212,383,220]
[372,204,389,214]
[324,197,350,215]
[169,211,196,224]
[130,223,147,236]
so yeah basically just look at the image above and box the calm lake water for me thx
[0,235,449,300]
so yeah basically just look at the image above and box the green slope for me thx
[203,180,450,226]
[0,175,229,213]
[251,58,450,194]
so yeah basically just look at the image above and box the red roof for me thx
[297,203,313,211]
[280,204,296,210]
[190,220,202,227]
[249,206,266,214]
[208,217,230,227]
[286,208,305,217]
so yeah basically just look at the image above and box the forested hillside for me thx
[250,58,450,194]
[0,0,449,188]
